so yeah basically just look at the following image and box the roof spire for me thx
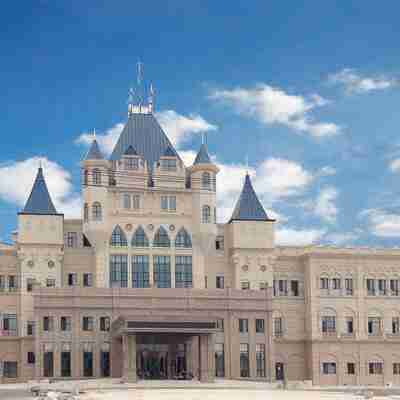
[148,83,155,113]
[127,61,154,115]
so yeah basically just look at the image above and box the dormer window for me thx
[125,157,139,170]
[160,158,177,172]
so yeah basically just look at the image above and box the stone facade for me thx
[1,96,400,386]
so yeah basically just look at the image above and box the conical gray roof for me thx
[229,174,272,222]
[193,143,212,165]
[110,113,181,170]
[85,139,103,160]
[20,168,59,215]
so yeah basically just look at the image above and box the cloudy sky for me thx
[1,2,400,246]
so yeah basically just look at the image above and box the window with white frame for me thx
[392,317,400,335]
[366,279,376,296]
[369,361,383,375]
[322,362,336,375]
[320,277,329,290]
[368,317,382,336]
[66,232,78,248]
[321,316,336,334]
[161,195,176,212]
[345,278,353,295]
[378,279,387,295]
[202,205,211,223]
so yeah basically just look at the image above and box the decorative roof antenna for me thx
[127,61,154,115]
[148,83,155,113]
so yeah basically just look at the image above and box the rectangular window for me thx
[60,316,71,332]
[161,195,168,210]
[27,352,35,364]
[367,279,376,296]
[256,344,266,377]
[369,362,383,375]
[239,318,248,333]
[320,277,329,290]
[175,256,192,288]
[256,319,265,333]
[347,362,355,375]
[110,255,128,288]
[68,273,77,287]
[3,314,17,336]
[378,279,387,295]
[216,236,224,250]
[100,316,110,332]
[82,316,94,331]
[345,278,353,295]
[43,352,54,377]
[46,278,56,288]
[291,280,299,296]
[216,275,224,289]
[346,317,354,334]
[240,343,250,377]
[83,273,93,287]
[61,351,71,377]
[332,278,341,290]
[161,195,176,211]
[216,319,224,330]
[393,317,400,334]
[123,193,131,209]
[153,255,171,288]
[3,361,18,378]
[132,194,140,210]
[215,343,225,378]
[259,281,267,291]
[0,275,5,291]
[169,196,176,211]
[394,363,400,375]
[275,279,288,296]
[161,158,177,171]
[43,316,54,332]
[27,321,35,336]
[83,351,93,377]
[390,279,400,296]
[66,232,78,248]
[125,157,139,170]
[241,280,250,290]
[322,362,336,375]
[132,255,150,288]
[27,278,35,292]
[368,317,382,336]
[274,317,283,337]
[8,275,17,291]
[321,316,336,333]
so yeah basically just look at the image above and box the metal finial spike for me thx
[39,159,42,169]
[93,128,96,138]
[137,61,143,85]
[201,132,205,145]
[245,154,249,174]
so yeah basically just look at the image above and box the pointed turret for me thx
[21,167,59,215]
[230,174,273,222]
[85,139,103,160]
[193,143,212,165]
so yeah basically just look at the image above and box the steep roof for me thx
[109,113,181,170]
[229,174,273,222]
[84,139,103,160]
[193,143,212,165]
[163,145,176,157]
[20,168,59,215]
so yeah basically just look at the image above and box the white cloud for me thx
[314,186,339,223]
[360,208,400,237]
[156,110,217,148]
[75,111,217,157]
[389,158,400,173]
[210,84,340,137]
[325,232,359,245]
[0,157,81,218]
[276,227,325,246]
[318,165,337,177]
[328,68,398,94]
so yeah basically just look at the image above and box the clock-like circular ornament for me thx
[242,265,249,272]
[27,260,34,268]
[48,260,55,268]
[260,265,267,272]
[169,224,175,231]
[125,224,133,231]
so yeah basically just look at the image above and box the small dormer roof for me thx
[20,167,60,215]
[229,173,273,222]
[123,145,138,156]
[193,143,212,165]
[84,139,104,160]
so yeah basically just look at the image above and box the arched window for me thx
[202,172,211,189]
[110,225,127,247]
[84,203,89,222]
[175,228,192,248]
[202,205,211,223]
[131,226,149,247]
[84,169,89,186]
[153,226,170,248]
[93,168,101,185]
[92,202,102,221]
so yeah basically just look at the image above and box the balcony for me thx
[0,329,18,337]
[322,330,337,338]
[368,331,383,338]
[340,332,355,339]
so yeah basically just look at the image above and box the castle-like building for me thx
[1,86,400,387]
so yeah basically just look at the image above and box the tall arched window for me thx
[153,226,170,248]
[175,228,192,248]
[92,202,102,221]
[131,226,149,247]
[92,168,101,185]
[84,203,89,222]
[202,172,211,189]
[202,205,211,223]
[110,225,127,247]
[84,169,89,186]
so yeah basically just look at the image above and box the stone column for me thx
[122,334,137,383]
[207,333,216,381]
[185,337,192,376]
[199,334,213,382]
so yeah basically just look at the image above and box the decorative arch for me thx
[153,226,171,248]
[110,225,127,247]
[175,228,192,248]
[202,205,211,223]
[92,202,102,221]
[131,226,149,247]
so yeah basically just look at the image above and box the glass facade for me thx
[110,225,127,247]
[132,255,150,288]
[153,255,171,288]
[175,256,192,288]
[110,255,128,288]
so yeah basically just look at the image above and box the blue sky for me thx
[1,1,400,246]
